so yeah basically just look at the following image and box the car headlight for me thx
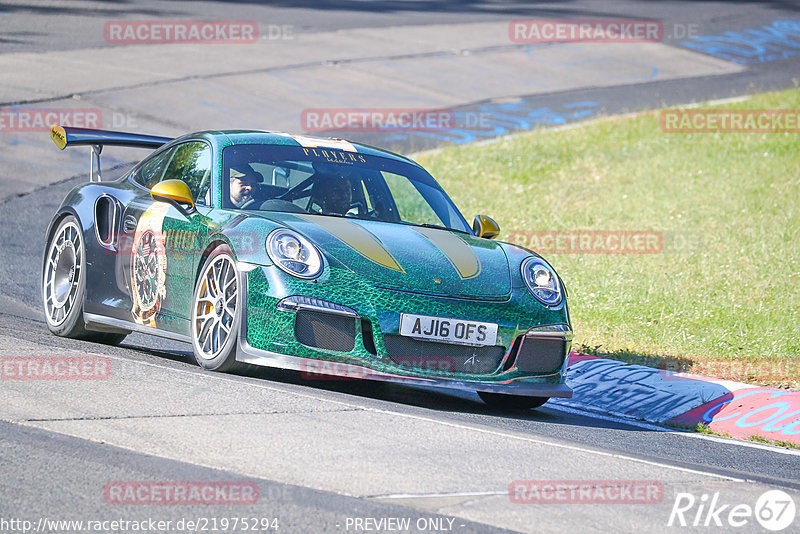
[266,229,323,279]
[521,257,562,306]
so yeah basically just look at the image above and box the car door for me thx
[121,141,213,336]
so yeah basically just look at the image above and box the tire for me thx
[478,392,549,410]
[93,332,129,346]
[190,245,242,372]
[42,216,128,345]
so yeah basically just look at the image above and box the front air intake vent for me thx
[383,335,505,375]
[294,310,356,352]
[513,336,567,374]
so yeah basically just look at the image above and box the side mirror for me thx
[473,214,500,239]
[151,179,196,216]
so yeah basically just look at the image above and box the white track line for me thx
[106,348,796,457]
[374,491,506,499]
[57,350,756,482]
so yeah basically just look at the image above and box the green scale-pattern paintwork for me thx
[244,258,570,383]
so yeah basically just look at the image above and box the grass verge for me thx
[416,89,800,390]
[692,423,800,450]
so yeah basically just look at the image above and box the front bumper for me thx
[235,265,573,398]
[236,336,573,398]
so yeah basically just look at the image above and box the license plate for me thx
[399,313,498,347]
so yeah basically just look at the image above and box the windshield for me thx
[222,144,472,233]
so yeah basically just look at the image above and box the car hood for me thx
[267,213,511,299]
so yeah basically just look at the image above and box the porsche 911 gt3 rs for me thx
[43,125,573,409]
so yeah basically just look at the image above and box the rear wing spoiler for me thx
[50,125,172,182]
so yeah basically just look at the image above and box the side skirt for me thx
[83,312,192,343]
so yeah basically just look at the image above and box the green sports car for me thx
[43,125,572,409]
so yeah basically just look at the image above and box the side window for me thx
[133,147,175,189]
[162,142,212,206]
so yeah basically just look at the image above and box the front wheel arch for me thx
[194,238,233,285]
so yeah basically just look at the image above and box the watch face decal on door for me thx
[130,203,169,326]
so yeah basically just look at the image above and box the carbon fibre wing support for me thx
[50,125,172,182]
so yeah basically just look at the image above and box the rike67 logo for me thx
[668,490,796,531]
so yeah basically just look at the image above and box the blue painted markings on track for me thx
[680,20,800,65]
[384,99,599,145]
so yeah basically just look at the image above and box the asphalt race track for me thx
[1,2,800,533]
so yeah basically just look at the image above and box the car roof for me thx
[184,130,420,167]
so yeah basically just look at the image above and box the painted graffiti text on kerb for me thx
[702,390,800,436]
[566,359,714,422]
[384,100,599,145]
[681,19,800,64]
[570,358,800,441]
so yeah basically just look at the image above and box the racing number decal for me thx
[130,203,169,327]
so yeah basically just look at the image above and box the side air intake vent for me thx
[94,195,119,249]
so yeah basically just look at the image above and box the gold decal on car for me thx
[297,214,405,273]
[413,227,481,280]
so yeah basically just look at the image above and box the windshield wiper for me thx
[410,222,471,235]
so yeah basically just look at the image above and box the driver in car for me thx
[229,165,261,208]
[311,173,353,216]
